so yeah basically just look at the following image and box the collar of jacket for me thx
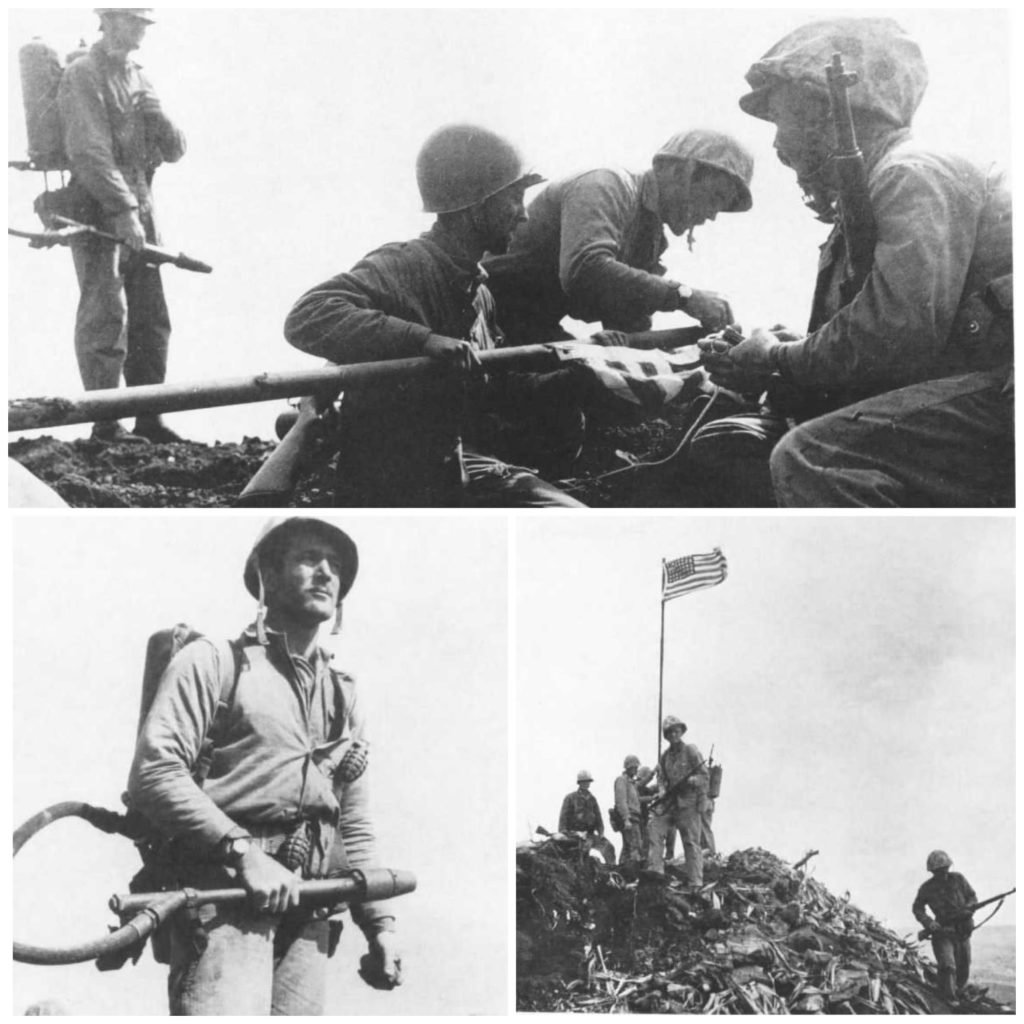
[639,169,662,218]
[241,621,333,664]
[421,223,487,293]
[858,127,913,178]
[95,38,140,71]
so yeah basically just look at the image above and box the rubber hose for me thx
[13,801,180,966]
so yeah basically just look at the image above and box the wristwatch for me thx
[222,835,253,865]
[677,283,694,307]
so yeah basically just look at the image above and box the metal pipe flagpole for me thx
[657,548,729,766]
[657,559,667,764]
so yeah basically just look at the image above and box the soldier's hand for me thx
[134,89,164,119]
[113,210,147,252]
[769,323,803,344]
[424,335,482,375]
[363,932,403,989]
[702,326,779,394]
[680,288,734,332]
[237,845,301,914]
[589,330,629,348]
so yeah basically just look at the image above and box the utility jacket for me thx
[558,789,604,835]
[613,773,641,824]
[913,871,978,938]
[58,40,186,230]
[776,130,1013,405]
[285,225,495,506]
[127,626,393,936]
[485,168,681,339]
[656,742,708,811]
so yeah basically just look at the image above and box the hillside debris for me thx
[516,839,1012,1014]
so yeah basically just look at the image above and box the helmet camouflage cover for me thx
[654,129,754,212]
[739,17,928,128]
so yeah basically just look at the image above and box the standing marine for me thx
[127,517,401,1014]
[58,7,188,443]
[912,850,977,1004]
[646,716,708,886]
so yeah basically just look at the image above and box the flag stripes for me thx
[662,548,728,602]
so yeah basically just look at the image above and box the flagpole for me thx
[658,559,666,764]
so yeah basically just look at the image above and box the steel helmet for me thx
[244,517,359,604]
[926,850,952,872]
[739,18,928,128]
[662,715,687,739]
[654,129,754,212]
[95,8,156,22]
[623,754,641,770]
[416,124,545,214]
[576,769,594,783]
[637,765,654,784]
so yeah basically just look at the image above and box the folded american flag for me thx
[662,548,728,602]
[553,343,707,418]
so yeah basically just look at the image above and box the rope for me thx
[561,387,723,493]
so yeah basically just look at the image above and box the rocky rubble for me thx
[516,839,1012,1014]
[9,396,772,508]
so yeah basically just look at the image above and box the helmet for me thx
[637,765,654,784]
[576,769,594,783]
[416,124,545,214]
[623,754,640,770]
[95,8,156,22]
[926,850,952,872]
[243,517,358,604]
[662,715,687,739]
[654,129,754,212]
[739,18,928,128]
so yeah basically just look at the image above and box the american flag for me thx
[662,548,728,602]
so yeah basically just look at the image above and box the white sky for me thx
[11,514,507,1014]
[514,515,1015,931]
[7,7,1014,444]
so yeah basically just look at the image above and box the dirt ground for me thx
[9,398,777,509]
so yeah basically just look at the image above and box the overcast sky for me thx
[7,7,1014,444]
[515,515,1015,930]
[11,514,507,1015]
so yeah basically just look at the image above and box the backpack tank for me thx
[18,37,67,171]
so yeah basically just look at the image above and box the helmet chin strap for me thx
[255,560,269,645]
[254,552,344,640]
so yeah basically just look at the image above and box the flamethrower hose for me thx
[14,801,417,966]
[13,801,178,966]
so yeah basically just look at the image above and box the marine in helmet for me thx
[558,769,605,837]
[284,123,584,508]
[646,716,708,886]
[613,755,644,865]
[912,850,978,1004]
[700,16,1013,507]
[485,129,754,346]
[127,517,401,1014]
[57,8,189,444]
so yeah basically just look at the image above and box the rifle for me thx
[916,887,1015,940]
[8,215,212,274]
[234,326,702,507]
[648,756,707,814]
[823,51,878,309]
